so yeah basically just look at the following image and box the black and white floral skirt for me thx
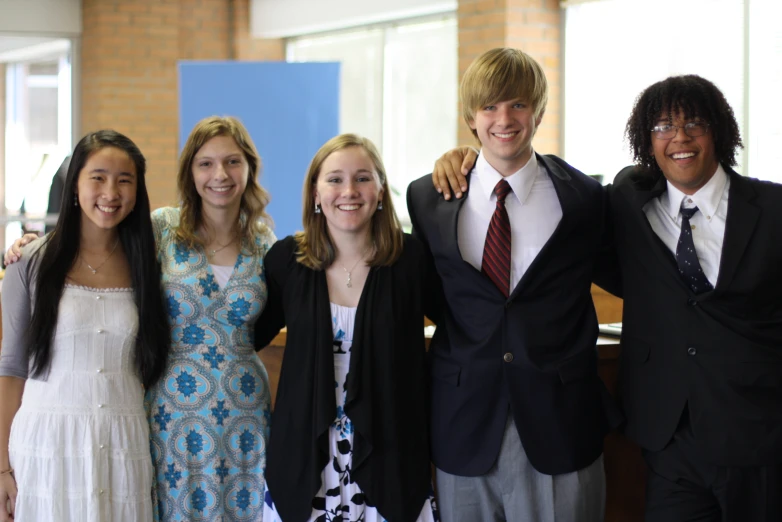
[263,303,438,522]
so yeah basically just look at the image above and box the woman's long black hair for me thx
[26,130,169,388]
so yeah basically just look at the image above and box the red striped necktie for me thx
[482,179,512,297]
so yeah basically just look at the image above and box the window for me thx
[562,0,782,183]
[287,16,458,224]
[3,38,72,246]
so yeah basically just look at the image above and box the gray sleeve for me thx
[0,245,37,379]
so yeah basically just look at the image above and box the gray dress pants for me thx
[436,416,605,522]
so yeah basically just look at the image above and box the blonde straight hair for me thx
[295,134,403,270]
[175,116,272,253]
[460,47,549,140]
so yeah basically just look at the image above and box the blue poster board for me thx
[179,61,340,239]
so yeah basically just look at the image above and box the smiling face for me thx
[192,135,249,213]
[651,111,720,195]
[313,146,383,242]
[468,98,543,177]
[76,146,137,234]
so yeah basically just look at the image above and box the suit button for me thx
[688,298,697,306]
[503,353,514,363]
[687,347,697,356]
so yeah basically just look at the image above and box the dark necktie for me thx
[482,179,512,297]
[676,206,713,294]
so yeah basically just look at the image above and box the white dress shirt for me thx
[643,165,730,286]
[457,150,563,293]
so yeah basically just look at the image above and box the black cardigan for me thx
[255,234,437,522]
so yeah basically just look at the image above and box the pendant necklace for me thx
[207,233,237,258]
[341,246,371,288]
[82,238,120,275]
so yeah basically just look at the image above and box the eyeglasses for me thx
[651,121,710,140]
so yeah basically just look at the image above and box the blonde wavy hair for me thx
[295,134,403,270]
[175,116,272,252]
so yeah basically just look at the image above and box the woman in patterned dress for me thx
[257,134,439,522]
[144,116,276,521]
[0,130,169,522]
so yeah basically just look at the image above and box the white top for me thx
[457,150,562,292]
[643,164,729,286]
[209,264,234,289]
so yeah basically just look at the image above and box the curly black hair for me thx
[625,75,743,175]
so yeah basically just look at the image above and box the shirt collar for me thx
[663,164,728,219]
[474,150,539,204]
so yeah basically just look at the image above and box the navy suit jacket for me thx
[407,153,620,476]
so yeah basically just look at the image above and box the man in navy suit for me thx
[407,47,616,522]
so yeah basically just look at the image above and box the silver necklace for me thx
[81,238,120,274]
[341,247,371,288]
[207,233,237,258]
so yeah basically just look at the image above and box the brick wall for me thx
[80,0,283,210]
[457,0,562,154]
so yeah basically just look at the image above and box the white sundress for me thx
[263,303,438,522]
[8,285,154,522]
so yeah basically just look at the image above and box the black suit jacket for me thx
[407,153,619,477]
[597,166,782,465]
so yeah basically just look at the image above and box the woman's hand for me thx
[3,234,38,266]
[432,146,479,200]
[0,472,17,521]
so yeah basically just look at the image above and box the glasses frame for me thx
[651,121,711,140]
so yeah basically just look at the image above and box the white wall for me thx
[251,0,456,38]
[0,0,82,36]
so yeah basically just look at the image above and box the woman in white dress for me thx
[0,130,169,522]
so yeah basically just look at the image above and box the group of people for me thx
[0,44,778,522]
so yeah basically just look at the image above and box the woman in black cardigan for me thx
[257,134,441,522]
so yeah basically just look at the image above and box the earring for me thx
[73,194,79,207]
[314,203,321,214]
[377,202,383,211]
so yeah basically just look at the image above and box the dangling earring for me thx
[377,202,383,211]
[314,203,321,214]
[74,194,79,207]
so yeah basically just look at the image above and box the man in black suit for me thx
[407,47,617,522]
[598,75,782,521]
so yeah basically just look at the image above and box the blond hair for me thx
[460,48,549,139]
[175,116,272,252]
[295,134,403,270]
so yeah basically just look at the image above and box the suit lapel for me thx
[624,173,686,285]
[508,154,576,298]
[715,170,760,291]
[436,173,472,263]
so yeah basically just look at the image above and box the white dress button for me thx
[97,404,104,409]
[96,368,103,373]
[99,444,105,449]
[96,329,104,333]
[99,489,104,495]
[95,295,102,300]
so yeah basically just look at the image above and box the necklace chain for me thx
[81,238,120,275]
[207,232,238,258]
[341,246,371,288]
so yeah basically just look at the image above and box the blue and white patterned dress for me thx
[262,303,439,522]
[145,207,275,522]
